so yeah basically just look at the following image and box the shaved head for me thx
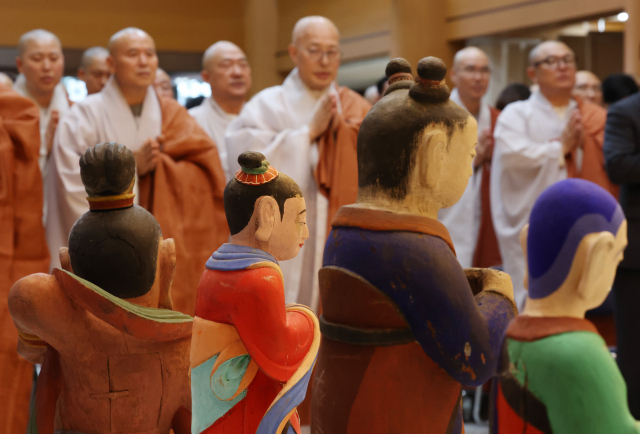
[574,70,603,105]
[203,41,245,70]
[108,27,154,56]
[291,16,339,46]
[81,46,109,69]
[528,40,573,65]
[18,29,61,57]
[453,46,489,69]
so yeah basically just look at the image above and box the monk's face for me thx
[451,50,490,102]
[203,44,251,101]
[268,196,309,262]
[289,22,340,91]
[573,71,603,106]
[153,69,174,99]
[108,32,158,90]
[438,116,478,208]
[528,42,576,94]
[16,36,64,97]
[79,55,110,95]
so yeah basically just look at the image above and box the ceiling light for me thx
[619,12,629,22]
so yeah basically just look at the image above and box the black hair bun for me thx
[80,142,135,197]
[409,56,450,103]
[385,58,412,78]
[417,57,447,81]
[238,151,266,170]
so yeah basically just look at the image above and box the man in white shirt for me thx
[226,16,370,308]
[14,29,70,173]
[491,40,584,307]
[190,41,252,180]
[439,47,501,269]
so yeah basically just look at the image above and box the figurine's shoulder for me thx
[9,272,70,317]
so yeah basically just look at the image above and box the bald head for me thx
[289,16,341,91]
[203,41,245,70]
[0,72,13,87]
[153,68,174,99]
[81,46,109,70]
[201,41,251,110]
[18,29,61,57]
[108,27,154,56]
[106,28,158,99]
[528,40,573,65]
[527,40,576,100]
[451,46,491,106]
[574,70,603,106]
[78,47,110,95]
[292,16,339,46]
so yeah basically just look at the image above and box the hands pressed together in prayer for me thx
[45,110,60,157]
[135,135,165,176]
[561,110,584,156]
[309,93,339,142]
[474,128,494,168]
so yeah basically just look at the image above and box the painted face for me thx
[452,51,491,102]
[267,196,309,262]
[110,32,158,90]
[205,45,252,100]
[291,23,340,91]
[82,56,111,95]
[591,220,628,307]
[439,116,478,208]
[18,37,64,97]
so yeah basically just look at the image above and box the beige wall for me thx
[0,0,244,51]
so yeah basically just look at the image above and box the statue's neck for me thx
[356,194,440,221]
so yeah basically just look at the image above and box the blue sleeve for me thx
[324,228,516,386]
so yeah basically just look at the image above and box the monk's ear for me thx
[200,69,210,84]
[526,66,537,84]
[16,57,23,74]
[255,196,278,242]
[423,130,446,189]
[577,232,615,304]
[106,56,116,74]
[288,44,299,67]
[520,224,529,291]
[59,247,73,273]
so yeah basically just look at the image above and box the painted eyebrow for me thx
[298,209,307,215]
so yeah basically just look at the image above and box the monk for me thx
[439,46,501,269]
[9,142,192,434]
[226,16,370,309]
[77,46,110,95]
[190,41,252,179]
[492,41,613,308]
[574,70,603,106]
[46,27,228,315]
[14,29,70,173]
[153,67,175,99]
[0,85,49,434]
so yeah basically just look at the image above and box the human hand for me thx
[474,129,493,168]
[134,137,161,176]
[561,110,584,156]
[309,94,337,141]
[45,110,60,156]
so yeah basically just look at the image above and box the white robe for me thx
[225,68,341,309]
[491,91,573,308]
[13,74,71,174]
[189,97,236,180]
[45,76,162,270]
[438,88,490,268]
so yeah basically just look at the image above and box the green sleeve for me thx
[521,332,640,434]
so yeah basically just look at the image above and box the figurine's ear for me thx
[157,238,176,310]
[59,247,73,273]
[577,232,615,303]
[520,224,529,291]
[255,196,278,242]
[422,129,447,189]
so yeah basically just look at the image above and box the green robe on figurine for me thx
[492,178,640,434]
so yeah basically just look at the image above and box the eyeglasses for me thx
[303,48,341,63]
[533,55,576,69]
[460,66,491,76]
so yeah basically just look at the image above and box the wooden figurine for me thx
[8,142,193,434]
[310,57,517,434]
[190,151,320,434]
[492,178,637,434]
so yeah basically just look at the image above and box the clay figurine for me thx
[492,178,638,434]
[190,151,319,434]
[8,142,193,434]
[310,57,517,434]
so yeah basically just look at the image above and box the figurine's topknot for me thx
[238,151,264,170]
[410,57,450,103]
[384,58,413,96]
[235,151,279,186]
[80,142,135,197]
